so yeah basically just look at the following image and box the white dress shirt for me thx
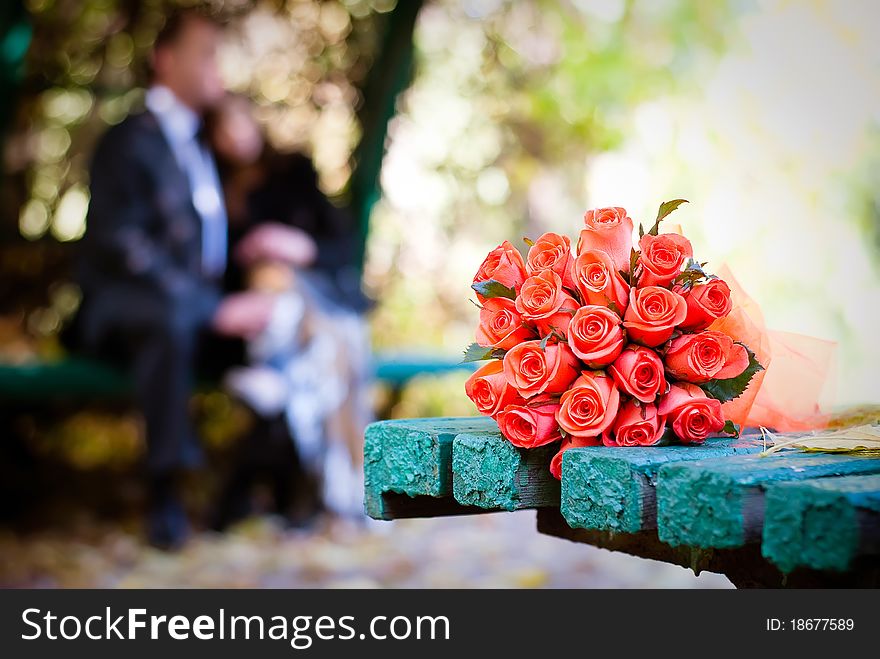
[145,85,227,278]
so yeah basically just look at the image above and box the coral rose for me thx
[658,383,726,444]
[572,249,630,313]
[464,360,524,418]
[515,270,580,336]
[664,330,749,384]
[497,396,561,449]
[550,435,602,480]
[473,240,527,301]
[527,232,577,291]
[577,207,634,272]
[603,400,667,447]
[556,371,621,439]
[609,346,667,403]
[567,305,625,367]
[637,233,693,288]
[502,340,579,399]
[475,297,535,350]
[677,278,733,331]
[623,286,687,347]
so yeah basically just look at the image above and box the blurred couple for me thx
[73,9,372,548]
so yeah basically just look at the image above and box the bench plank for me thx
[363,416,496,520]
[560,437,764,534]
[361,416,880,584]
[657,453,880,549]
[762,474,880,573]
[452,433,559,511]
[536,508,880,588]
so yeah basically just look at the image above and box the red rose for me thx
[677,279,733,331]
[527,232,577,291]
[475,297,536,350]
[555,371,621,439]
[664,330,749,384]
[572,249,630,313]
[609,346,667,403]
[515,270,579,336]
[567,305,625,367]
[603,400,667,447]
[473,240,527,301]
[637,233,693,288]
[623,286,688,347]
[549,435,601,480]
[497,396,561,449]
[502,340,579,399]
[658,383,725,444]
[577,207,634,273]
[465,360,525,418]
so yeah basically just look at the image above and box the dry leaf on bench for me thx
[760,424,880,456]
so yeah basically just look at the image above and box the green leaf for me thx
[673,258,712,290]
[701,346,764,403]
[648,198,689,236]
[461,343,505,363]
[471,279,516,300]
[628,248,640,283]
[722,420,740,437]
[638,223,645,238]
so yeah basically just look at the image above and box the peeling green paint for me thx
[657,453,880,549]
[560,437,763,534]
[363,416,497,519]
[364,417,880,580]
[452,434,559,511]
[762,474,880,573]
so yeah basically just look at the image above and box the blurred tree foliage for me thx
[0,0,737,361]
[364,0,735,355]
[0,3,31,168]
[0,1,876,481]
[0,0,403,360]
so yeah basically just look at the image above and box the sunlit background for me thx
[0,0,878,587]
[4,0,878,405]
[369,0,880,410]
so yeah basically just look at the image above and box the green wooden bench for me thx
[0,354,476,404]
[364,417,880,587]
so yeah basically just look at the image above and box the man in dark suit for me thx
[76,9,274,548]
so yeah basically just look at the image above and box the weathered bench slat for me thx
[363,417,880,586]
[536,508,878,588]
[536,508,792,587]
[762,474,880,573]
[375,492,490,519]
[657,453,880,549]
[364,416,497,520]
[560,437,764,534]
[452,433,559,511]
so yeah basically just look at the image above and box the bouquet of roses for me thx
[463,201,764,479]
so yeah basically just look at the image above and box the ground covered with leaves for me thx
[0,512,730,589]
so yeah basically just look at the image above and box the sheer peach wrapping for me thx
[708,266,835,432]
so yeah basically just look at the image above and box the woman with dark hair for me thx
[207,95,373,525]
